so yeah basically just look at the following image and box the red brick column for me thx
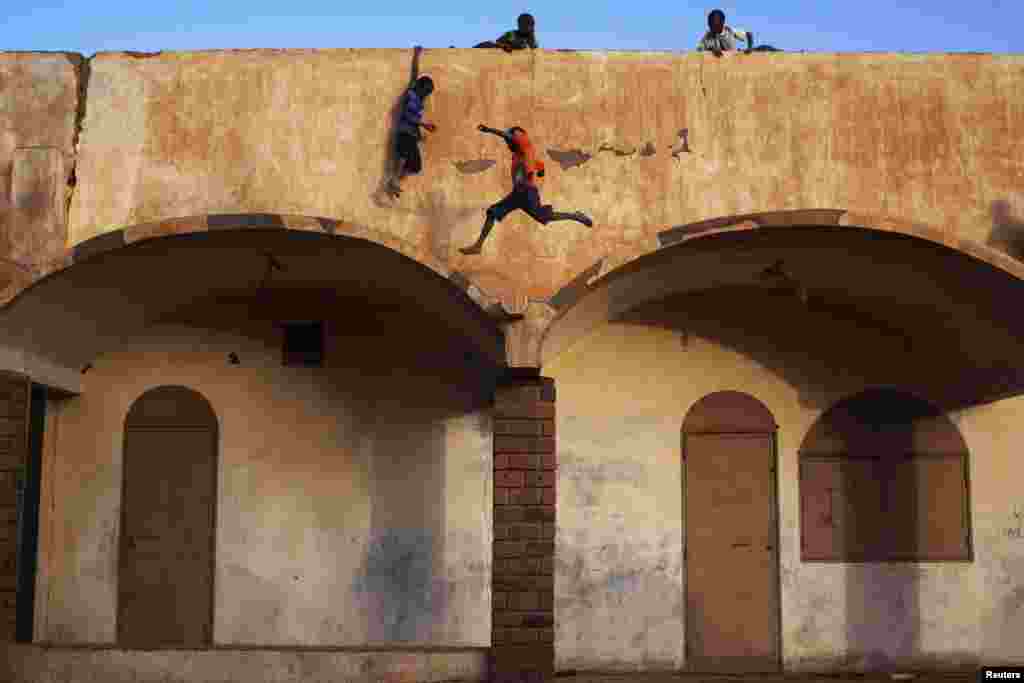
[0,373,29,641]
[491,371,556,683]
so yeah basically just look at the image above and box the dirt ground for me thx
[546,673,978,683]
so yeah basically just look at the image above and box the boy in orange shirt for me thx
[459,124,592,255]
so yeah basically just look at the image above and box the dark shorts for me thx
[396,131,422,174]
[488,185,552,224]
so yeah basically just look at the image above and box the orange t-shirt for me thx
[510,129,545,188]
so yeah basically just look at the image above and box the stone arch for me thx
[5,213,510,315]
[0,217,508,393]
[538,209,1024,378]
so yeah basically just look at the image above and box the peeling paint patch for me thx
[670,128,691,159]
[547,148,593,170]
[453,159,496,174]
[548,259,603,311]
[656,214,756,247]
[315,217,338,234]
[70,228,125,263]
[598,143,636,157]
[207,213,287,230]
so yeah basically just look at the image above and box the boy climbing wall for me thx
[386,75,437,198]
[459,124,592,255]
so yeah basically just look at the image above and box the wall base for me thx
[0,645,488,683]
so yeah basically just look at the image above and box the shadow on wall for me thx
[800,390,980,670]
[987,200,1024,261]
[615,287,930,411]
[387,190,479,267]
[351,399,451,644]
[839,393,922,670]
[373,47,423,208]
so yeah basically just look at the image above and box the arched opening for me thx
[799,387,972,562]
[798,387,971,668]
[118,385,219,648]
[682,391,779,673]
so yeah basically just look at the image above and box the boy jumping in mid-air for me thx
[459,124,592,255]
[475,13,538,51]
[386,75,437,198]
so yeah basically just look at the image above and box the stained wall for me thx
[544,291,1024,671]
[33,303,492,646]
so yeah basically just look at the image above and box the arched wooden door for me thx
[118,386,218,648]
[683,391,780,672]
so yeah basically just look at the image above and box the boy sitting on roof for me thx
[697,9,754,56]
[475,13,538,51]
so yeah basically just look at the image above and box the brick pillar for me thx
[0,373,29,641]
[491,370,556,683]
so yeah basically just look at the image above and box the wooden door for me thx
[118,386,217,648]
[684,392,779,672]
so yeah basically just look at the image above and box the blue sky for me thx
[2,1,1018,55]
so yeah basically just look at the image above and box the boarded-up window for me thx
[799,389,971,562]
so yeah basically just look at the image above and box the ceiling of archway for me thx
[545,227,1024,410]
[0,230,506,381]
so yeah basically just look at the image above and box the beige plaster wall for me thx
[33,312,492,646]
[545,295,1024,672]
[65,50,1024,304]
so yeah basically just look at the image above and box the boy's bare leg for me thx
[386,158,407,197]
[547,209,593,227]
[459,213,496,255]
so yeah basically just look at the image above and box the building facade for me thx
[0,48,1022,681]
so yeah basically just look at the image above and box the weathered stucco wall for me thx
[0,52,80,289]
[64,49,1024,307]
[544,293,1024,672]
[34,308,492,647]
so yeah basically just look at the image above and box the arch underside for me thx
[0,226,507,393]
[542,222,1024,411]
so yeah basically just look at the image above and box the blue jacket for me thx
[397,88,424,136]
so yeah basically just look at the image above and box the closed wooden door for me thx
[684,392,779,672]
[118,386,217,648]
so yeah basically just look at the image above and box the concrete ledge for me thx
[0,644,489,683]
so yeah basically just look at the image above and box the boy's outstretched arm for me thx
[408,46,422,87]
[478,124,511,142]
